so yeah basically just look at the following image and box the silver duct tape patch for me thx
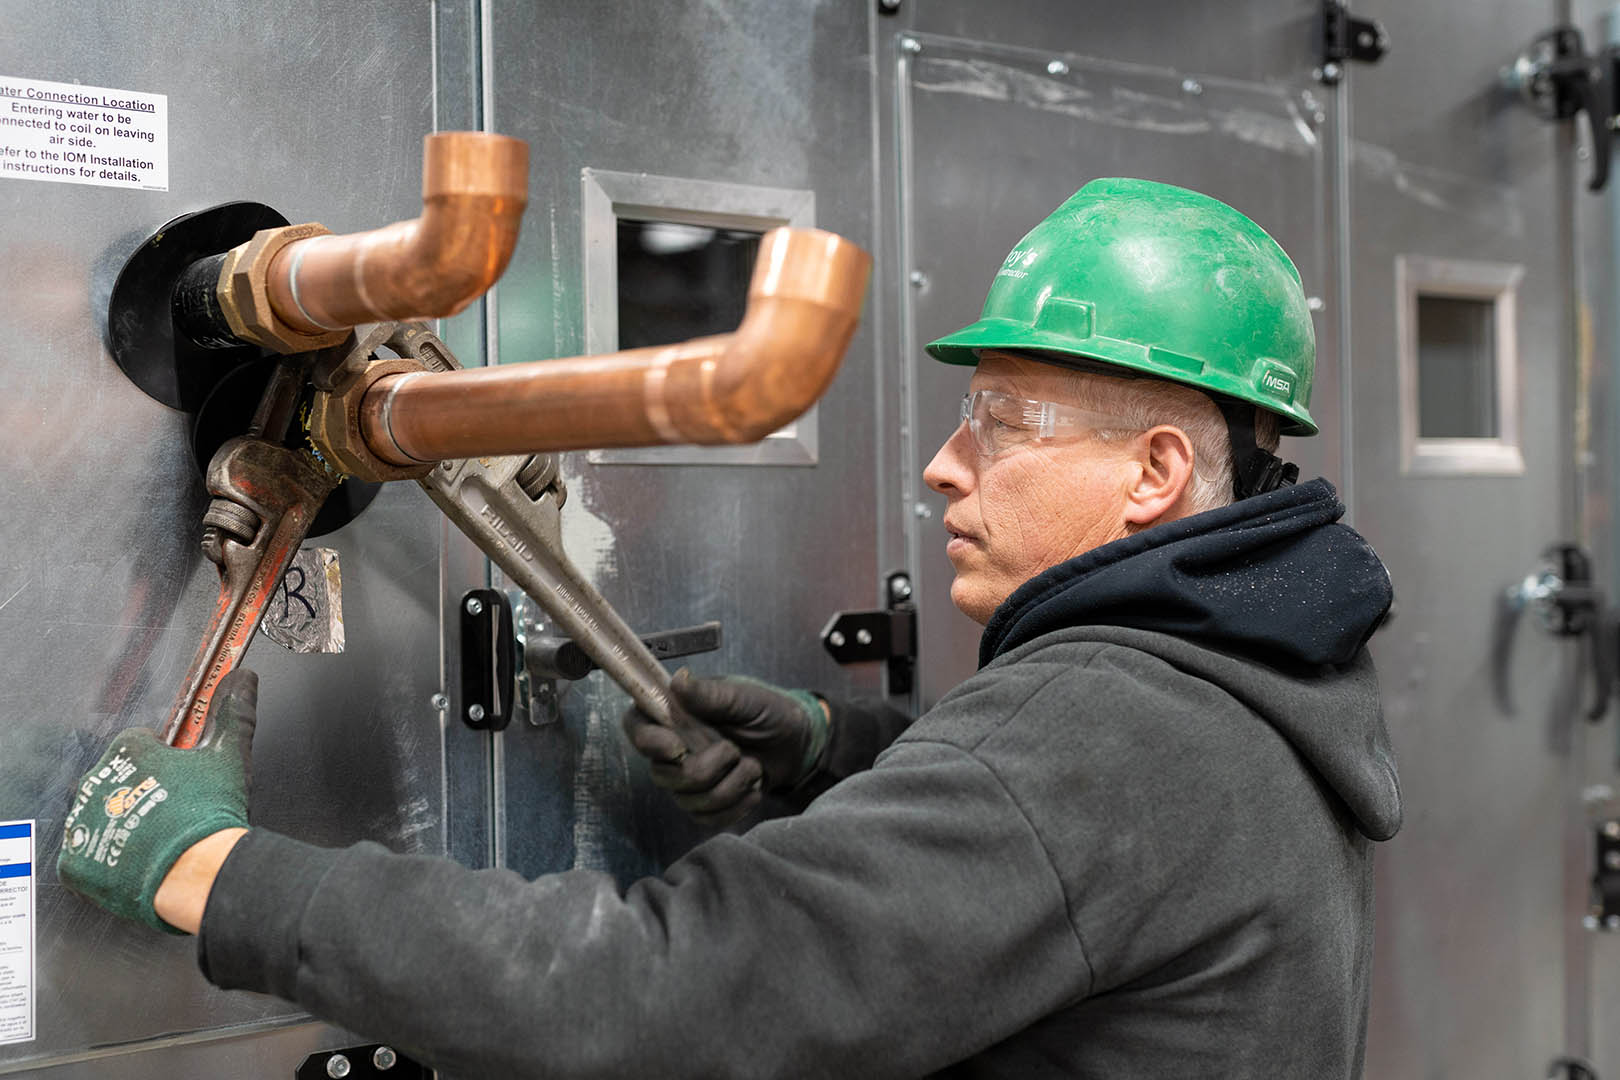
[262,547,345,654]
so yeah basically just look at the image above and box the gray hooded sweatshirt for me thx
[199,477,1400,1078]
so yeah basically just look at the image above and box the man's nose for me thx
[924,421,975,496]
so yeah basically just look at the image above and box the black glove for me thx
[621,669,829,826]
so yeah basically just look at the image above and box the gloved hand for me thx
[57,670,258,933]
[622,668,829,826]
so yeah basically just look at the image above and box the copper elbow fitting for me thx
[356,227,872,464]
[219,132,528,353]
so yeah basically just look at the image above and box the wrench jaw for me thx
[422,455,715,754]
[163,437,339,748]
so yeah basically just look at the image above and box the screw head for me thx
[1181,78,1203,95]
[909,269,929,289]
[466,596,485,616]
[1607,915,1620,930]
[373,1046,398,1071]
[913,502,934,520]
[1322,62,1342,81]
[431,693,449,711]
[1307,296,1325,312]
[877,0,901,11]
[889,577,913,601]
[1605,851,1620,871]
[468,703,486,722]
[1586,914,1602,931]
[900,36,921,54]
[828,630,847,648]
[1604,820,1620,839]
[1047,59,1069,76]
[325,1055,352,1079]
[855,628,874,646]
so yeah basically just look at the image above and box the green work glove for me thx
[57,670,257,933]
[621,668,829,826]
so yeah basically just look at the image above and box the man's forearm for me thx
[153,828,248,934]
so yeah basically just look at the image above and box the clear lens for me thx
[958,389,1136,458]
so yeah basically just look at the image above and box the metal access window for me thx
[582,168,818,465]
[1396,255,1524,475]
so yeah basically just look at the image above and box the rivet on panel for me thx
[1047,59,1070,76]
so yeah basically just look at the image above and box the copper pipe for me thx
[265,131,527,334]
[358,227,871,463]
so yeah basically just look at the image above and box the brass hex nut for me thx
[307,357,436,483]
[217,224,351,355]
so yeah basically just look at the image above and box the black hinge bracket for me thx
[821,572,917,696]
[460,588,515,731]
[1319,1,1388,84]
[297,1044,430,1079]
[1590,819,1620,932]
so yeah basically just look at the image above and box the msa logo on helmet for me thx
[1259,369,1294,401]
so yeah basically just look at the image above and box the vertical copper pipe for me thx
[357,227,871,461]
[264,132,528,332]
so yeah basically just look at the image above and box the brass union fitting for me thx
[216,224,351,355]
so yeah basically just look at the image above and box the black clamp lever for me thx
[1503,25,1619,191]
[1493,543,1613,722]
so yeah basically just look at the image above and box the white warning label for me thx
[0,821,34,1046]
[0,76,167,191]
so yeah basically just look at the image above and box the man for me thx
[61,178,1400,1077]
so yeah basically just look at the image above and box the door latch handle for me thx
[1493,543,1612,721]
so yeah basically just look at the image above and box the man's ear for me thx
[1122,425,1196,528]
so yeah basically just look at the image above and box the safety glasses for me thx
[958,388,1139,459]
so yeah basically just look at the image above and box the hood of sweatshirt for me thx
[980,477,1401,840]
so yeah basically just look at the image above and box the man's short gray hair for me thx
[1061,369,1281,516]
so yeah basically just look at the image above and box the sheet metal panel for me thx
[485,0,886,879]
[1572,3,1620,1072]
[0,1,468,1072]
[1347,1,1589,1075]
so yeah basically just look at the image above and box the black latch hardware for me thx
[1548,1056,1604,1080]
[460,587,515,731]
[525,621,724,681]
[297,1044,429,1079]
[1318,1,1388,84]
[821,572,917,696]
[1493,544,1613,723]
[1503,25,1620,191]
[1590,819,1620,932]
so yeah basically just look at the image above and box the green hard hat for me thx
[925,178,1318,436]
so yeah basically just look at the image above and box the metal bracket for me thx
[296,1044,428,1079]
[1588,819,1620,932]
[525,621,723,682]
[820,572,917,695]
[460,588,515,731]
[1502,25,1620,191]
[1318,1,1388,84]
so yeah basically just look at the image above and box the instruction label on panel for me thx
[0,76,167,191]
[0,821,34,1045]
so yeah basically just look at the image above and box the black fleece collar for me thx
[979,478,1392,670]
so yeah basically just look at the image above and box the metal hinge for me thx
[297,1044,429,1079]
[820,572,917,695]
[1318,1,1388,84]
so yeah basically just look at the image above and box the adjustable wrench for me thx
[164,367,338,747]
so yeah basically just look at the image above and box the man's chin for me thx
[949,580,996,627]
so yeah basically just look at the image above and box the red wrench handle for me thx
[164,437,337,747]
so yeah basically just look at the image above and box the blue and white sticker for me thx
[0,821,34,1045]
